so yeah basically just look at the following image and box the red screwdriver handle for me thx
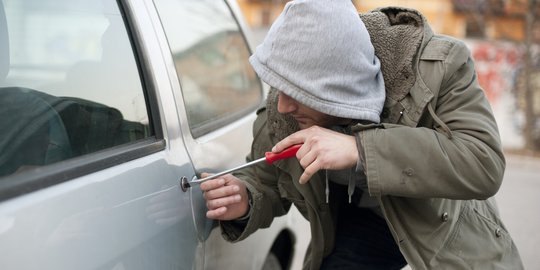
[264,144,302,165]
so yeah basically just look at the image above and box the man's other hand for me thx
[200,173,249,220]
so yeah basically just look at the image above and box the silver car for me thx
[0,0,308,269]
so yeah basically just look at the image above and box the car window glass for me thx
[0,0,151,178]
[153,0,263,138]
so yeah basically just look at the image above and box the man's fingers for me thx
[203,185,240,200]
[299,159,321,184]
[220,173,241,184]
[206,194,242,210]
[206,206,227,219]
[200,177,225,192]
[272,131,307,152]
[298,145,317,169]
[198,173,248,220]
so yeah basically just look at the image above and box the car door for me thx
[0,0,204,269]
[150,0,264,241]
[127,1,307,269]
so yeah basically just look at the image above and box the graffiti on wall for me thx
[466,40,526,148]
[467,40,523,105]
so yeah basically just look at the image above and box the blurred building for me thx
[237,0,538,42]
[450,0,540,43]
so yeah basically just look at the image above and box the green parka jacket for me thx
[221,7,524,270]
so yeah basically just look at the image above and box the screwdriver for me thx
[183,144,302,189]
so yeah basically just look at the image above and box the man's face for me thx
[277,91,345,129]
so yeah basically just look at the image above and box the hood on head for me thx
[250,0,385,123]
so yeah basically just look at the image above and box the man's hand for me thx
[200,173,250,220]
[272,126,358,184]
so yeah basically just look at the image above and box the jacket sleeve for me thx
[360,39,505,200]
[220,108,292,242]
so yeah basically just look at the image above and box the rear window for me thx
[153,0,263,138]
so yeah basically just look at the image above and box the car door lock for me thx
[180,176,190,192]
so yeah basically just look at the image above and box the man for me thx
[201,0,524,269]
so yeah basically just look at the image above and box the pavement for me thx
[496,153,540,270]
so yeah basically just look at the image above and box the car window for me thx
[153,0,263,138]
[0,0,151,178]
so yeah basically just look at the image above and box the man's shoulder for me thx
[420,34,470,62]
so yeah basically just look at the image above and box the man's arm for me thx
[360,40,505,200]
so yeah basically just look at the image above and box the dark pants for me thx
[320,204,407,270]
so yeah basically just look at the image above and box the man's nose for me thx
[277,92,297,114]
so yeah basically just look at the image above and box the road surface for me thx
[497,153,540,270]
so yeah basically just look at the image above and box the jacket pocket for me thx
[446,202,511,262]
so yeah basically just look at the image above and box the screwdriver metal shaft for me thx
[190,157,267,184]
[183,144,301,189]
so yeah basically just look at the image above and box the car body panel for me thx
[0,152,201,269]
